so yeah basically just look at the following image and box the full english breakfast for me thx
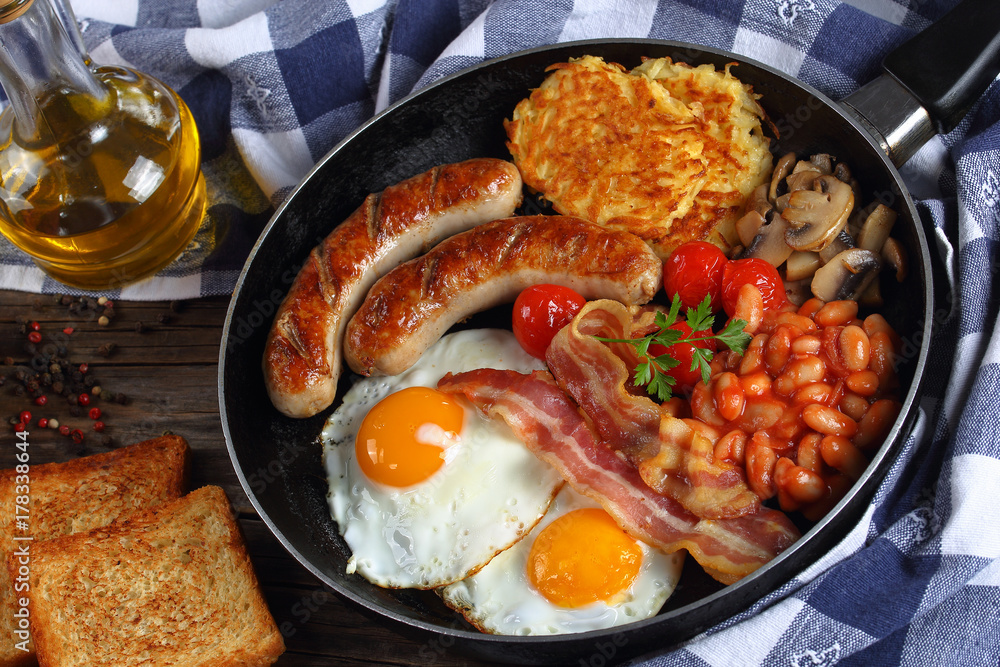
[262,55,909,636]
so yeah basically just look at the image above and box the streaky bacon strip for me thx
[438,368,800,585]
[545,299,760,519]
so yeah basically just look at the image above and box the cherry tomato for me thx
[663,241,729,312]
[513,284,587,359]
[721,258,787,316]
[648,321,718,395]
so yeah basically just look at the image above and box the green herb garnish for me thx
[595,294,753,401]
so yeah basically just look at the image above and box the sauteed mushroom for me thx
[810,248,881,301]
[784,168,823,193]
[882,236,908,281]
[768,152,796,201]
[857,204,897,252]
[736,209,767,247]
[732,151,908,305]
[742,214,794,267]
[783,175,855,252]
[746,183,773,218]
[785,250,822,282]
[819,229,856,264]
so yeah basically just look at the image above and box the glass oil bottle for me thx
[0,0,206,290]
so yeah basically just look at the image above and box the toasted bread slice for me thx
[0,435,190,666]
[22,485,285,667]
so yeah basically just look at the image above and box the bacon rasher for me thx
[438,369,800,584]
[546,299,760,519]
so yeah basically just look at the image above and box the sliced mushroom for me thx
[746,183,773,217]
[810,248,881,302]
[833,161,863,205]
[819,229,856,264]
[736,209,767,247]
[791,159,819,174]
[808,153,834,174]
[857,204,897,252]
[881,236,908,282]
[860,278,884,308]
[769,152,797,201]
[774,192,790,214]
[783,175,855,252]
[741,214,794,267]
[784,168,822,193]
[785,250,822,282]
[833,162,852,183]
[784,277,812,307]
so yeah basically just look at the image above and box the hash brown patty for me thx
[505,56,772,258]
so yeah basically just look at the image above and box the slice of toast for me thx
[22,485,285,667]
[0,435,190,666]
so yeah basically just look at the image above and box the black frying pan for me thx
[219,1,999,663]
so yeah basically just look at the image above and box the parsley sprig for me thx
[595,294,753,402]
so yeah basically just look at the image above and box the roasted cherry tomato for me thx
[662,241,729,312]
[721,257,787,316]
[513,284,587,359]
[648,321,718,395]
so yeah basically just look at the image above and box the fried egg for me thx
[322,328,562,589]
[438,485,684,635]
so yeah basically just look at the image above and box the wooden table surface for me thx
[0,288,496,667]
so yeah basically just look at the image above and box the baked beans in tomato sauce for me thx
[672,294,903,522]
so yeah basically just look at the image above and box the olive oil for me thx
[0,0,206,290]
[0,69,205,289]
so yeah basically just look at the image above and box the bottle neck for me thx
[0,0,106,141]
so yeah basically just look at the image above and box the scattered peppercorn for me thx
[37,417,48,428]
[58,424,70,436]
[34,395,47,406]
[89,407,102,420]
[77,393,91,407]
[18,410,30,424]
[27,331,42,344]
[71,428,84,444]
[93,421,105,432]
[97,342,116,357]
[97,315,110,327]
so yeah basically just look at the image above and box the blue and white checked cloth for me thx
[4,1,998,664]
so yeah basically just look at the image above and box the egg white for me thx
[322,328,562,589]
[437,485,685,635]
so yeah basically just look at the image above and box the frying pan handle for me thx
[883,0,1000,135]
[842,0,1000,166]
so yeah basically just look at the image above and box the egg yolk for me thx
[527,508,642,608]
[356,386,464,487]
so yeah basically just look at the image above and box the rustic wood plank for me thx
[0,287,511,667]
[1,288,503,666]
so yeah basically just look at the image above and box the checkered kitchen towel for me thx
[4,0,1000,664]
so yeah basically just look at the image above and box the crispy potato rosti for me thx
[505,56,772,258]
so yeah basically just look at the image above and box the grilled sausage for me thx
[263,158,523,418]
[344,215,663,377]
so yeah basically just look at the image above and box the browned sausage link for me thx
[344,215,663,378]
[263,158,523,418]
